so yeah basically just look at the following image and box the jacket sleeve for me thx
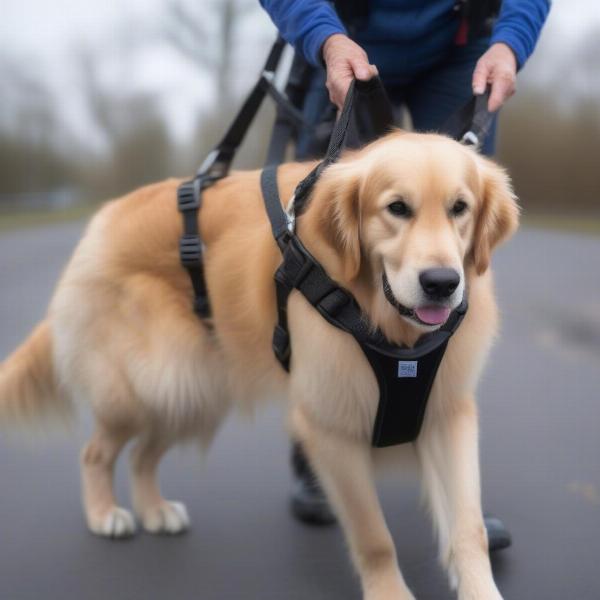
[259,0,347,66]
[490,0,551,69]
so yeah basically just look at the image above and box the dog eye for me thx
[387,199,413,218]
[450,199,468,217]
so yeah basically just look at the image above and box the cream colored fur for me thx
[0,131,518,599]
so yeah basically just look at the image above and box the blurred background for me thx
[0,0,599,227]
[0,3,599,599]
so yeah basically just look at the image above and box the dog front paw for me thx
[140,500,190,535]
[88,506,136,538]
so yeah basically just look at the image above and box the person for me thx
[260,0,550,551]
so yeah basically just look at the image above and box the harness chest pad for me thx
[367,345,446,446]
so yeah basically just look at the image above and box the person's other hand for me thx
[472,42,517,112]
[322,34,378,110]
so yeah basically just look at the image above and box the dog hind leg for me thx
[129,433,190,535]
[80,423,136,538]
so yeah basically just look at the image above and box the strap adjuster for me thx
[318,288,350,318]
[177,181,199,212]
[280,238,314,288]
[180,235,202,267]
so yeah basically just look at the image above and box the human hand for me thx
[472,42,517,112]
[322,33,378,110]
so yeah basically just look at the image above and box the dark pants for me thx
[296,36,497,159]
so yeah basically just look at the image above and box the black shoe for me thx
[485,515,512,552]
[290,472,338,526]
[290,442,337,526]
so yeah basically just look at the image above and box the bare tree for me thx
[0,58,82,197]
[77,49,173,197]
[162,0,254,108]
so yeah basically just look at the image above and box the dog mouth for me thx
[382,273,452,326]
[411,305,452,326]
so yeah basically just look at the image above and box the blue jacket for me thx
[260,0,550,72]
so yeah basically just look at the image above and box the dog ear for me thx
[314,165,362,281]
[470,157,520,275]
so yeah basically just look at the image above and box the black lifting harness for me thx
[177,38,494,447]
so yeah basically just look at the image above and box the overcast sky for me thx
[1,0,599,145]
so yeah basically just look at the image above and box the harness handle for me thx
[442,86,494,148]
[292,77,365,215]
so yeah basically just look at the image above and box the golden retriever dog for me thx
[0,131,518,600]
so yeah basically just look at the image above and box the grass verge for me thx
[0,204,99,234]
[523,213,600,237]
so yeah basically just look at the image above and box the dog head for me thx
[309,131,519,332]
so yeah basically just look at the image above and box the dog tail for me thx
[0,321,71,426]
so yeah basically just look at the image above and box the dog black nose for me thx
[419,268,460,299]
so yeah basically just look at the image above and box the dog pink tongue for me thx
[415,306,452,325]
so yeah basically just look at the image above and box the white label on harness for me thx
[398,361,418,378]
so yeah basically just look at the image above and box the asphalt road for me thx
[0,220,599,600]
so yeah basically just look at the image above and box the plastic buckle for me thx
[262,69,276,83]
[197,149,232,181]
[179,235,202,267]
[461,130,479,147]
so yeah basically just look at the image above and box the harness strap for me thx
[178,179,211,317]
[179,36,307,319]
[261,165,296,367]
[272,266,293,369]
[260,166,290,248]
[266,52,315,166]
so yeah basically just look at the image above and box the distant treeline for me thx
[498,93,600,214]
[0,83,597,215]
